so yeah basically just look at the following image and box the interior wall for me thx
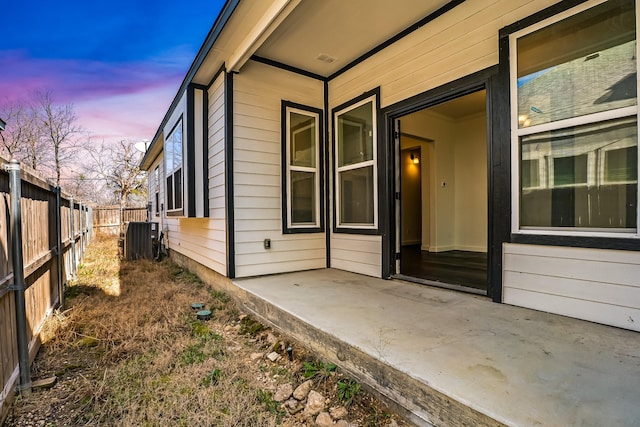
[400,148,422,245]
[401,112,455,251]
[454,113,487,252]
[400,108,487,252]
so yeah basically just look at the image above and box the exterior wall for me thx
[233,61,325,278]
[331,235,382,277]
[163,78,228,277]
[326,0,557,277]
[503,243,640,332]
[329,0,558,108]
[323,0,640,333]
[205,73,227,275]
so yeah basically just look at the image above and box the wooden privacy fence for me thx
[0,158,91,423]
[92,206,148,236]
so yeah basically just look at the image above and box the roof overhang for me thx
[140,129,164,170]
[0,117,6,132]
[254,0,453,78]
[140,0,461,169]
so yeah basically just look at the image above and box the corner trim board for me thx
[225,70,236,278]
[187,84,197,217]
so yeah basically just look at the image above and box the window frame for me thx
[333,90,379,233]
[509,0,639,238]
[281,101,324,233]
[165,116,184,216]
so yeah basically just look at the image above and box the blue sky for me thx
[1,0,225,143]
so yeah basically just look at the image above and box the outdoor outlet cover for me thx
[264,238,271,249]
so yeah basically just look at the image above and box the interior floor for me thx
[400,245,487,291]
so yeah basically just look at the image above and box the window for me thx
[282,102,323,232]
[165,118,183,213]
[334,91,378,230]
[512,0,638,234]
[604,146,638,183]
[553,154,588,187]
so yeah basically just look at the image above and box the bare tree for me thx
[37,91,83,186]
[0,100,48,169]
[88,140,147,207]
[64,172,109,205]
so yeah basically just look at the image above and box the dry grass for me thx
[5,235,406,427]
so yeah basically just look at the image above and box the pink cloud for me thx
[0,50,183,145]
[75,84,176,143]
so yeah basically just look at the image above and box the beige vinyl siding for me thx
[204,73,227,275]
[165,217,227,274]
[331,234,382,277]
[329,0,558,109]
[233,60,325,278]
[503,243,640,332]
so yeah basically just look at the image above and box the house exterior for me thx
[141,0,640,333]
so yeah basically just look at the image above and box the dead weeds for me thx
[4,235,407,427]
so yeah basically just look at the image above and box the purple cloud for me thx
[0,50,185,143]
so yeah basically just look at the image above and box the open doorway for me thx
[396,90,488,294]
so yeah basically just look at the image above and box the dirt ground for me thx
[3,236,408,426]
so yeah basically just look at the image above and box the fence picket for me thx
[0,159,92,423]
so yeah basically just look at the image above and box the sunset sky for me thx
[0,0,225,145]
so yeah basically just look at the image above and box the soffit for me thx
[192,0,283,85]
[255,0,450,77]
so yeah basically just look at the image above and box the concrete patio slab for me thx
[233,268,640,427]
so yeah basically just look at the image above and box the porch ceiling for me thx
[255,0,451,78]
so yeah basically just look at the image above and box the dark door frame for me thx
[380,65,503,301]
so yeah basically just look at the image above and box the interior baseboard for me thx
[422,245,487,253]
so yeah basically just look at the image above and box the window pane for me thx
[291,171,315,224]
[174,169,182,210]
[554,154,587,186]
[337,101,374,167]
[173,126,183,169]
[290,112,316,168]
[165,133,174,174]
[167,176,174,211]
[517,0,636,128]
[520,117,637,229]
[340,166,374,224]
[605,146,638,182]
[521,159,540,188]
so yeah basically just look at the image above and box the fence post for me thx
[6,160,32,396]
[70,197,76,277]
[79,202,84,259]
[55,187,64,308]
